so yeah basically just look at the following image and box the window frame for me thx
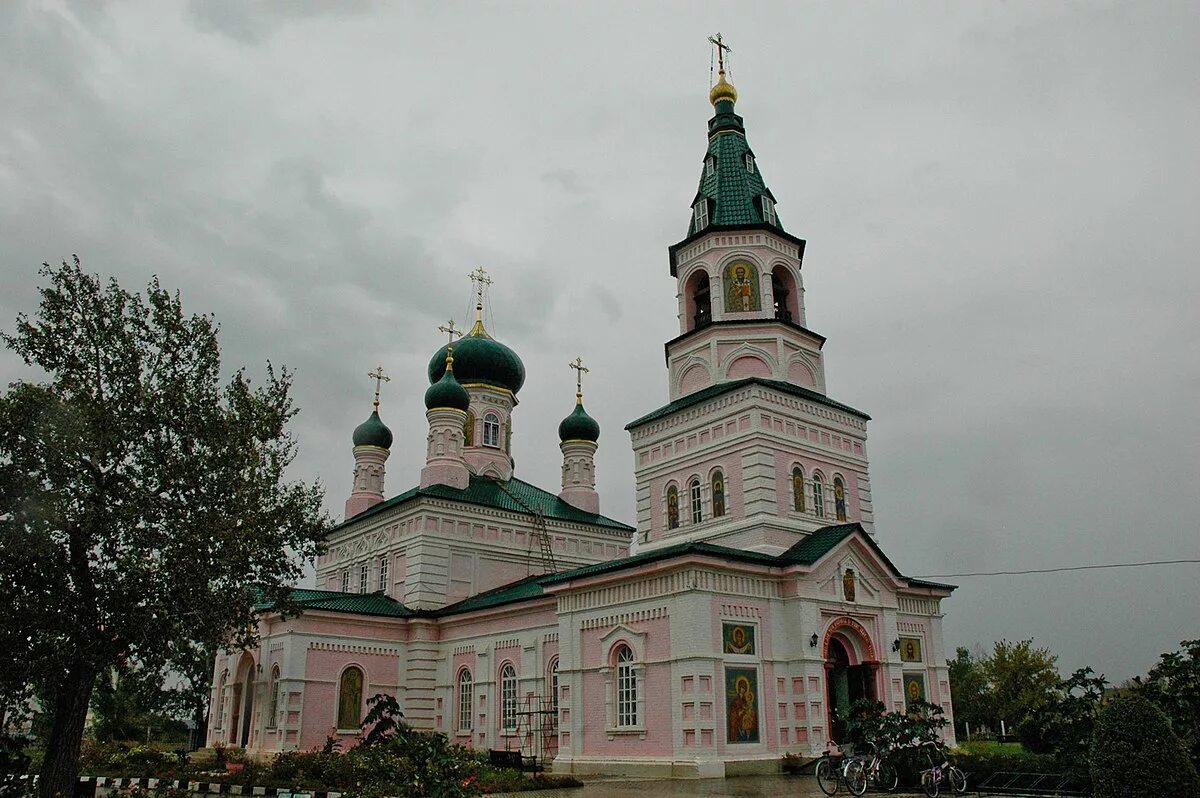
[359,562,369,594]
[457,668,473,733]
[693,199,709,231]
[548,658,560,716]
[745,153,756,173]
[267,664,281,729]
[482,413,501,448]
[705,156,715,177]
[341,569,350,592]
[378,556,389,592]
[615,645,637,728]
[499,663,518,732]
[762,196,776,225]
[812,473,825,518]
[689,478,703,524]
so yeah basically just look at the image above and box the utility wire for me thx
[914,558,1200,579]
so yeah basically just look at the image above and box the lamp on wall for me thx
[809,633,819,648]
[892,639,901,652]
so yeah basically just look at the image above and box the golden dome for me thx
[709,70,738,106]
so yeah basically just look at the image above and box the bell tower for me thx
[626,39,875,555]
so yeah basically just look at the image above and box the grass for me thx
[957,740,1025,755]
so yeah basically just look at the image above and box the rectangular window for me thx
[341,570,350,592]
[617,649,637,727]
[359,563,368,593]
[378,556,388,592]
[762,197,776,225]
[483,416,500,447]
[745,153,755,173]
[690,482,703,524]
[458,675,473,732]
[813,481,825,518]
[705,156,715,177]
[501,667,518,731]
[693,200,709,231]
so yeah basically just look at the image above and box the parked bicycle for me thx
[851,740,899,795]
[918,740,966,797]
[815,741,868,795]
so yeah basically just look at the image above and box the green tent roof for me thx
[625,377,870,431]
[339,474,634,532]
[255,588,413,618]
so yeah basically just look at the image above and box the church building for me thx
[207,55,956,778]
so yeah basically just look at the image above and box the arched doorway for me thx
[229,653,255,747]
[822,618,880,744]
[771,266,798,323]
[685,270,712,330]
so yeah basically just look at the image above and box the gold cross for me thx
[569,356,589,400]
[367,365,390,410]
[438,319,462,347]
[708,33,732,74]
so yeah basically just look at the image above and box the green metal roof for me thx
[340,474,634,532]
[256,588,413,618]
[625,377,871,431]
[686,93,785,236]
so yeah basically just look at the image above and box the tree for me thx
[1134,639,1200,765]
[1016,666,1107,757]
[1089,694,1199,798]
[981,639,1059,733]
[947,646,989,737]
[0,259,329,798]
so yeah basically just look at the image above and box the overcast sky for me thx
[2,1,1197,683]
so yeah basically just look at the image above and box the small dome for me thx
[558,402,600,443]
[424,364,470,411]
[428,326,526,395]
[709,72,738,106]
[352,410,393,449]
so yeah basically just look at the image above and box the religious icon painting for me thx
[903,673,926,707]
[725,666,760,744]
[899,637,923,663]
[722,622,756,655]
[723,262,761,313]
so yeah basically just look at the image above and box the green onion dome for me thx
[352,410,393,449]
[427,323,525,395]
[558,401,600,443]
[424,361,471,411]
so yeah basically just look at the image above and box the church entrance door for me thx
[228,683,242,745]
[825,636,876,744]
[239,677,254,747]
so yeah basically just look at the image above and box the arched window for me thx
[686,270,712,331]
[615,645,637,727]
[340,569,350,592]
[834,476,847,521]
[711,470,726,517]
[378,556,389,592]
[337,666,364,730]
[772,266,798,323]
[483,413,501,448]
[215,670,228,729]
[267,664,281,729]
[792,467,805,512]
[666,485,680,529]
[358,562,369,593]
[457,669,473,732]
[463,412,475,446]
[690,478,703,524]
[548,658,560,716]
[812,473,825,519]
[500,664,517,731]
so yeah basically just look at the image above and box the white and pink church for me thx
[208,65,956,777]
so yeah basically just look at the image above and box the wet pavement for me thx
[492,774,924,797]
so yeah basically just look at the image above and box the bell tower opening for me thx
[685,270,712,331]
[771,265,798,323]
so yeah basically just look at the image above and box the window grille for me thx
[694,200,709,231]
[500,664,517,731]
[813,475,825,518]
[483,415,500,448]
[457,670,473,732]
[378,556,389,592]
[616,646,637,727]
[690,479,703,524]
[359,562,368,593]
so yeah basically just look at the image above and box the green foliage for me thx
[1089,694,1199,798]
[91,670,189,744]
[78,740,176,777]
[346,733,480,798]
[981,639,1059,730]
[0,259,330,796]
[1015,666,1107,758]
[947,647,989,736]
[953,743,1076,781]
[1133,639,1200,765]
[360,694,408,747]
[844,698,948,751]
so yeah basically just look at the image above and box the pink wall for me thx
[300,647,401,749]
[773,449,858,521]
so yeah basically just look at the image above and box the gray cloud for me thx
[2,0,1197,683]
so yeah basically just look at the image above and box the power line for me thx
[914,558,1200,579]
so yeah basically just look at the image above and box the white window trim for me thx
[599,626,648,738]
[499,664,518,732]
[358,562,369,593]
[457,669,473,733]
[267,665,280,729]
[341,569,350,592]
[812,476,825,519]
[762,196,776,225]
[483,414,501,448]
[745,153,756,173]
[378,556,389,592]
[689,479,703,524]
[705,156,715,177]
[694,200,709,231]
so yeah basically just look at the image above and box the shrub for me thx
[1090,694,1199,798]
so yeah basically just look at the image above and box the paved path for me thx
[493,774,925,797]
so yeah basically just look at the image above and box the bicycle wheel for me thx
[921,770,940,798]
[877,760,899,792]
[816,757,840,795]
[949,766,966,794]
[845,760,867,797]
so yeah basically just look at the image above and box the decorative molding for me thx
[581,607,668,630]
[556,567,780,613]
[719,604,762,619]
[307,642,401,656]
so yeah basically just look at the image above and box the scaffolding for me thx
[511,693,558,770]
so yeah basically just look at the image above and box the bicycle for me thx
[852,740,899,795]
[814,741,868,795]
[918,740,966,797]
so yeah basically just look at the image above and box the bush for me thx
[1090,694,1199,798]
